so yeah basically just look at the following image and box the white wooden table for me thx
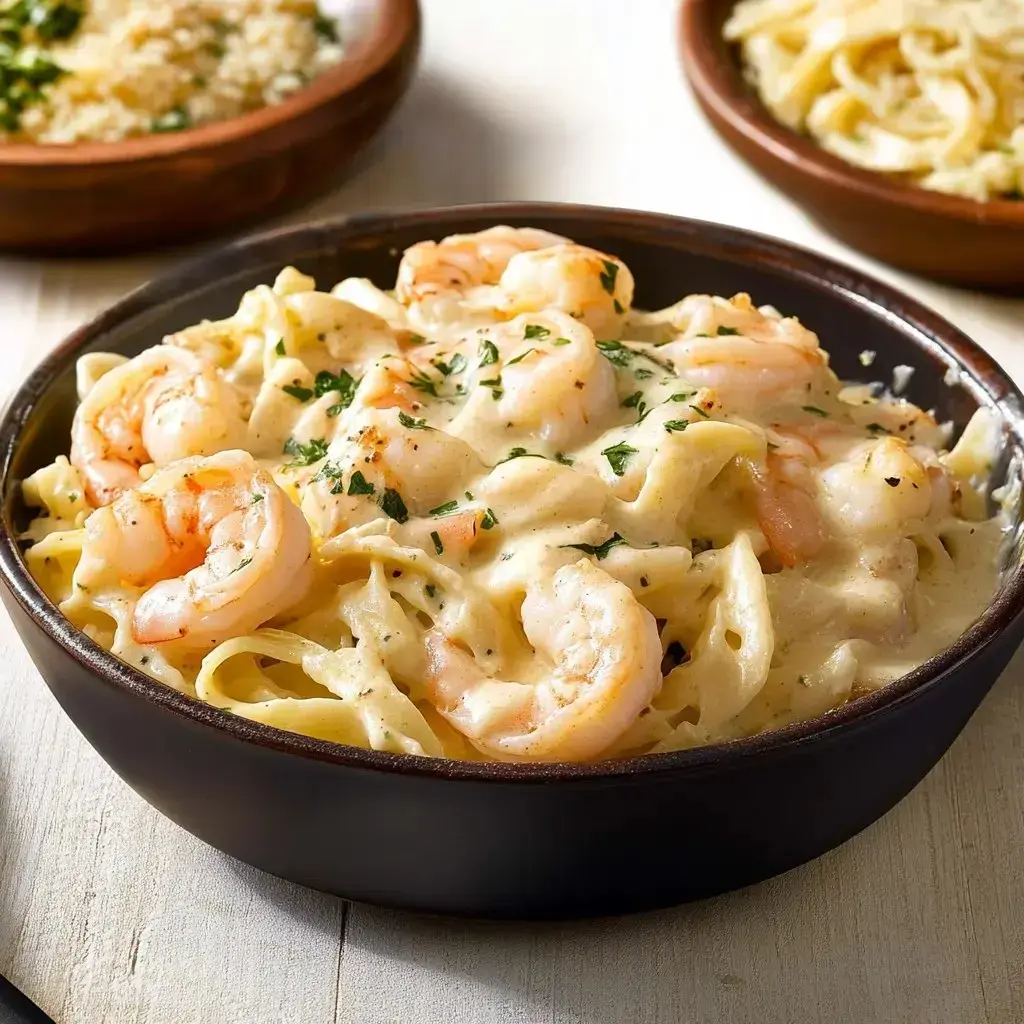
[2,2,1023,1021]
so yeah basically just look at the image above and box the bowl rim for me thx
[0,0,419,168]
[3,200,1024,783]
[679,0,1024,229]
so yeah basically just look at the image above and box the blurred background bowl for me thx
[0,0,420,255]
[680,0,1024,292]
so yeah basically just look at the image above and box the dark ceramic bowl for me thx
[680,0,1024,291]
[2,203,1023,920]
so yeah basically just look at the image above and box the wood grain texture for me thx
[1,1,1023,1019]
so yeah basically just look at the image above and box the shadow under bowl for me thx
[679,0,1024,292]
[2,202,1024,919]
[0,0,420,255]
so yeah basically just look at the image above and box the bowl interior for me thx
[4,204,1024,775]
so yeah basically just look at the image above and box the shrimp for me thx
[300,409,485,540]
[655,294,830,402]
[422,559,662,761]
[752,451,827,568]
[396,226,568,305]
[71,346,247,507]
[77,450,312,649]
[498,243,634,339]
[455,311,617,448]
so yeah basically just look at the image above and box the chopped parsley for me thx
[634,367,654,380]
[601,441,638,476]
[524,324,551,340]
[480,508,499,530]
[498,447,543,464]
[689,404,710,419]
[250,493,264,505]
[464,491,474,500]
[398,410,431,430]
[478,338,499,366]
[554,451,575,466]
[275,339,286,356]
[152,105,192,134]
[314,369,358,412]
[407,367,439,398]
[716,326,740,336]
[599,259,619,295]
[429,500,459,517]
[561,533,625,560]
[664,420,689,433]
[432,352,467,376]
[379,488,408,523]
[505,348,536,366]
[613,298,624,314]
[867,422,888,434]
[229,557,253,575]
[552,337,572,347]
[884,476,901,488]
[622,390,644,409]
[430,530,444,556]
[313,12,340,42]
[479,376,504,400]
[347,471,374,496]
[425,583,437,599]
[282,383,314,402]
[595,340,633,368]
[802,405,828,418]
[667,391,697,403]
[283,436,328,467]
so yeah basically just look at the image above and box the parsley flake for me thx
[552,337,572,347]
[690,404,711,419]
[433,352,468,376]
[601,441,638,476]
[229,557,253,575]
[664,420,689,433]
[505,348,536,366]
[524,324,551,341]
[599,259,619,295]
[480,376,504,400]
[554,451,575,466]
[478,338,499,366]
[429,500,459,517]
[379,488,408,523]
[283,436,328,467]
[802,405,829,418]
[398,410,431,430]
[425,583,437,599]
[275,339,286,356]
[347,471,374,496]
[596,340,632,368]
[668,391,697,403]
[408,368,439,398]
[561,533,625,560]
[282,383,313,402]
[716,326,741,336]
[480,508,499,530]
[430,530,444,555]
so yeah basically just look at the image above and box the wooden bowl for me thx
[0,0,420,255]
[3,203,1024,918]
[680,0,1024,291]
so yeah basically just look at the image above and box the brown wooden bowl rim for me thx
[0,0,419,167]
[2,201,1024,783]
[679,0,1024,229]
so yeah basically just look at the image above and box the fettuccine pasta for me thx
[725,0,1024,201]
[20,225,1008,762]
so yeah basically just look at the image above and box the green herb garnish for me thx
[524,324,550,341]
[802,405,828,418]
[430,530,444,556]
[229,557,253,575]
[596,340,632,368]
[601,441,638,476]
[379,488,408,523]
[347,471,374,496]
[552,337,572,347]
[429,500,459,517]
[480,508,499,530]
[398,410,431,430]
[275,339,286,356]
[689,404,710,418]
[480,376,504,400]
[282,383,313,402]
[664,420,689,433]
[554,452,575,466]
[283,436,328,467]
[152,105,192,134]
[599,259,619,295]
[313,12,339,42]
[561,533,625,560]
[424,583,436,599]
[478,338,499,366]
[432,352,467,376]
[505,348,535,366]
[716,326,740,336]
